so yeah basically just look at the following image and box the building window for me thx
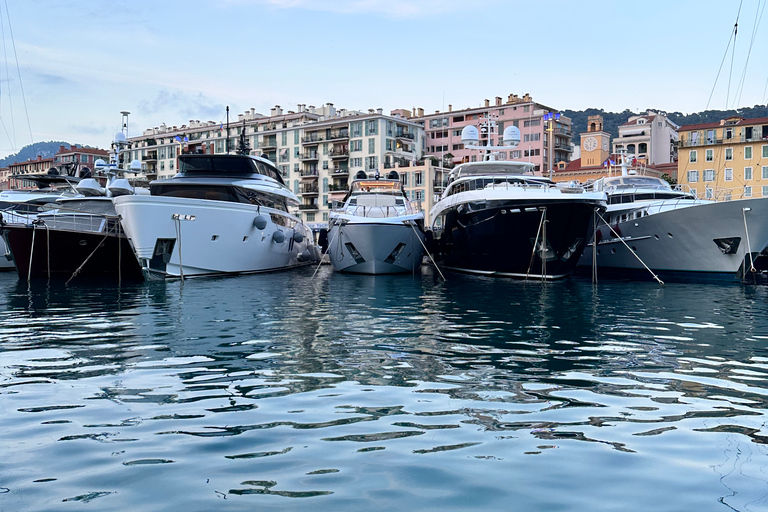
[689,150,697,163]
[763,145,768,158]
[763,166,768,179]
[745,166,753,180]
[705,187,714,199]
[415,172,423,185]
[687,170,699,182]
[745,186,753,197]
[725,168,733,181]
[705,149,713,162]
[763,186,768,197]
[725,148,733,160]
[351,140,362,152]
[306,213,315,222]
[368,139,375,154]
[745,146,753,159]
[704,169,715,182]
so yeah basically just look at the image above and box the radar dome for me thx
[130,159,142,171]
[461,125,479,146]
[114,132,126,143]
[502,126,521,147]
[94,159,107,170]
[355,170,368,180]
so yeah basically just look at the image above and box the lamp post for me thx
[542,112,561,180]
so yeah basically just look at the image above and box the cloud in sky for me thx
[137,90,227,123]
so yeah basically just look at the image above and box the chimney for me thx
[448,104,452,112]
[507,94,514,104]
[270,105,283,116]
[495,96,502,106]
[484,99,490,108]
[376,108,383,115]
[412,107,417,117]
[523,93,531,102]
[417,108,424,117]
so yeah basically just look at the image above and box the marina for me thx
[1,268,768,510]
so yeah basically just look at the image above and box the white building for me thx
[612,111,679,165]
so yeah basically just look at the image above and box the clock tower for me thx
[580,115,611,167]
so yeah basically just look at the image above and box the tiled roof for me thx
[679,117,768,132]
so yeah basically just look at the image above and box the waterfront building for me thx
[127,104,434,228]
[612,112,678,165]
[412,94,573,175]
[555,115,664,183]
[677,116,768,199]
[52,145,109,175]
[5,155,55,189]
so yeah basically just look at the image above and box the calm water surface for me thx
[2,266,768,511]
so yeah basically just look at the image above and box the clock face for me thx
[583,136,597,152]
[602,138,610,151]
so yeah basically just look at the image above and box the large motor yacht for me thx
[114,146,319,279]
[430,116,606,279]
[3,115,144,281]
[328,170,425,274]
[579,155,768,282]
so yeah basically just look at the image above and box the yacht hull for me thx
[114,195,316,278]
[0,237,14,269]
[578,196,768,281]
[435,199,600,279]
[2,224,144,280]
[327,220,425,274]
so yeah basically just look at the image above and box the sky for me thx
[0,0,765,159]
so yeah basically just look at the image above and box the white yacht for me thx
[430,116,606,279]
[579,156,768,282]
[327,170,425,274]
[114,150,319,279]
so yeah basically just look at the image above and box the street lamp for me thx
[542,112,561,180]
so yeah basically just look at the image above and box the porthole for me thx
[667,233,673,238]
[79,240,87,246]
[654,234,660,240]
[211,235,219,241]
[611,248,617,254]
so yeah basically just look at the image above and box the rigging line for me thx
[706,15,739,110]
[726,0,743,109]
[735,0,766,107]
[0,2,15,150]
[4,0,31,144]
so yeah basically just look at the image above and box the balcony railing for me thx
[331,166,349,174]
[260,139,278,149]
[327,130,349,140]
[301,152,319,160]
[301,135,323,144]
[300,169,318,178]
[300,186,319,194]
[328,184,349,192]
[395,131,415,140]
[329,148,349,158]
[298,203,318,210]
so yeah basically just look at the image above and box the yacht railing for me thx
[331,202,417,218]
[35,210,122,234]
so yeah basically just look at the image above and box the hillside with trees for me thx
[0,141,78,169]
[565,104,768,145]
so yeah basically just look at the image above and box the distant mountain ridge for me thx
[565,104,768,145]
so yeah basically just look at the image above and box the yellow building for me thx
[677,116,768,200]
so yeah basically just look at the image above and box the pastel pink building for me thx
[409,93,573,175]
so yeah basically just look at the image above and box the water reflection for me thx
[1,269,768,511]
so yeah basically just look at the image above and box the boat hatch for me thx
[383,243,406,264]
[149,238,176,271]
[713,237,741,254]
[344,242,365,264]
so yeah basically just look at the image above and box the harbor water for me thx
[2,266,768,511]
